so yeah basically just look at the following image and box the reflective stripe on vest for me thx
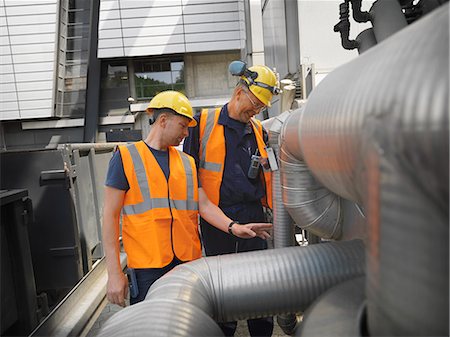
[199,109,273,208]
[123,144,198,215]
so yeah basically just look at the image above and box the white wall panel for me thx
[19,99,52,110]
[182,2,238,14]
[9,33,55,45]
[0,53,12,64]
[99,9,121,21]
[185,40,241,52]
[14,62,54,73]
[121,16,182,28]
[6,14,56,25]
[7,23,56,35]
[184,21,238,33]
[17,90,53,101]
[98,0,244,58]
[185,31,238,43]
[11,43,54,54]
[0,43,12,55]
[122,25,184,38]
[98,38,126,49]
[12,52,54,63]
[1,91,17,101]
[99,0,120,11]
[125,44,185,56]
[183,12,239,24]
[19,108,52,119]
[5,3,57,16]
[4,0,54,5]
[16,80,52,92]
[1,101,19,112]
[98,47,124,58]
[0,73,14,83]
[120,0,180,9]
[120,6,182,18]
[0,109,20,120]
[0,82,15,92]
[0,63,13,74]
[98,29,123,39]
[15,71,53,82]
[123,34,184,47]
[1,0,56,121]
[182,0,236,4]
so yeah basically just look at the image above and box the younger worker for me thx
[102,90,272,307]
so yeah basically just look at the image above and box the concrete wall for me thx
[184,51,240,100]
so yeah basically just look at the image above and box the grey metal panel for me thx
[262,0,288,78]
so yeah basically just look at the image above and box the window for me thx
[99,61,130,116]
[133,58,185,100]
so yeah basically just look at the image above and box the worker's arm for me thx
[198,188,272,239]
[102,186,128,307]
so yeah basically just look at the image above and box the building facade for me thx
[1,0,370,149]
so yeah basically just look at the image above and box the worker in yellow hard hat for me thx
[102,90,272,308]
[183,62,279,337]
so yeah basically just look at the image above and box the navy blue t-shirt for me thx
[105,143,169,191]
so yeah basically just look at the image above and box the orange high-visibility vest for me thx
[198,108,273,209]
[118,141,201,268]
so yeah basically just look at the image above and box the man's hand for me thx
[106,272,128,307]
[232,222,272,240]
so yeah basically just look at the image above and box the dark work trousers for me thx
[200,201,274,337]
[129,257,182,305]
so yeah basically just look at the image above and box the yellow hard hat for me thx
[146,90,196,127]
[241,65,280,107]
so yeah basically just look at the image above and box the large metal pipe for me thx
[267,111,297,334]
[269,112,295,248]
[296,4,448,335]
[98,240,365,336]
[279,108,343,240]
[296,277,366,337]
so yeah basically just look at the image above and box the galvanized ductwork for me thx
[99,240,365,337]
[296,277,366,337]
[267,111,297,334]
[297,4,448,335]
[98,3,447,336]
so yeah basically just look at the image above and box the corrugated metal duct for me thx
[98,240,365,337]
[292,3,448,335]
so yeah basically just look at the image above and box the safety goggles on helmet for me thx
[229,61,280,106]
[242,69,281,96]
